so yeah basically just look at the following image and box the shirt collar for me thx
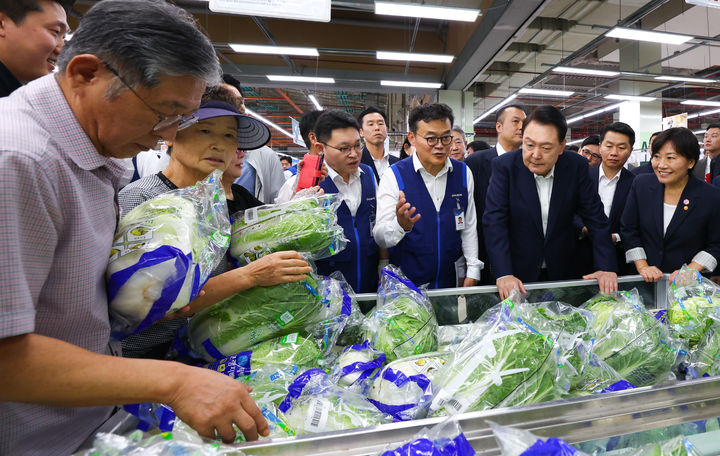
[599,165,621,182]
[412,152,452,176]
[534,165,555,180]
[327,163,362,184]
[495,142,508,156]
[27,75,126,178]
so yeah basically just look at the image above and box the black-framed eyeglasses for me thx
[581,148,602,161]
[322,141,363,155]
[102,61,197,132]
[420,134,453,146]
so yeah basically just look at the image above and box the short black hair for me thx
[649,131,661,142]
[314,109,360,143]
[706,123,720,131]
[566,144,580,152]
[0,0,75,23]
[222,74,245,98]
[467,140,490,152]
[522,105,567,143]
[408,103,454,133]
[601,122,635,147]
[299,110,323,147]
[651,127,700,171]
[358,106,387,126]
[280,155,292,164]
[496,104,525,124]
[581,135,601,148]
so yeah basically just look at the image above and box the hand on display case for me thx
[461,277,477,287]
[636,261,665,283]
[396,190,421,232]
[582,270,618,294]
[496,275,526,300]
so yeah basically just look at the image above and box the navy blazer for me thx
[464,146,497,265]
[577,166,636,275]
[631,162,653,175]
[361,146,399,182]
[621,174,720,273]
[483,150,617,282]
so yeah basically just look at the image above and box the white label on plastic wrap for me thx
[430,390,469,414]
[244,207,259,225]
[126,225,154,242]
[410,357,447,376]
[210,230,230,248]
[304,398,330,432]
[276,311,295,327]
[281,332,299,344]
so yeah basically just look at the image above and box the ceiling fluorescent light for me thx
[267,75,335,83]
[308,94,323,110]
[567,138,584,145]
[681,100,720,107]
[567,102,624,125]
[553,66,619,77]
[230,44,319,56]
[376,51,454,63]
[473,94,518,124]
[656,76,718,84]
[375,1,479,22]
[245,108,294,139]
[688,108,720,119]
[606,27,692,45]
[519,88,574,97]
[605,94,656,102]
[381,80,443,89]
[694,129,707,135]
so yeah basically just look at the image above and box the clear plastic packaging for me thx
[368,351,452,421]
[362,265,439,362]
[331,340,386,389]
[686,323,720,379]
[278,368,393,434]
[488,421,587,456]
[438,324,472,351]
[582,289,681,387]
[229,193,347,266]
[378,418,475,456]
[107,170,230,338]
[188,273,325,361]
[667,267,720,348]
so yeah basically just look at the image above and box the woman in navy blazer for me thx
[621,127,720,282]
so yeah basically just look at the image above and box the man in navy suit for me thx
[577,122,636,275]
[465,104,526,283]
[483,105,618,299]
[358,106,398,183]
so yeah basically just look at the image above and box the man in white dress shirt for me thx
[374,103,481,289]
[359,106,398,183]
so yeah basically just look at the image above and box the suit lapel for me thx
[665,178,700,241]
[608,169,632,223]
[361,147,380,181]
[516,156,543,236]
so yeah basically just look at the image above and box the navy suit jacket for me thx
[621,174,720,273]
[361,146,399,182]
[483,150,617,282]
[464,146,497,265]
[577,166,636,275]
[631,162,653,175]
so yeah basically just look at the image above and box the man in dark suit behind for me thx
[577,122,636,276]
[465,104,526,283]
[358,106,398,183]
[483,105,618,299]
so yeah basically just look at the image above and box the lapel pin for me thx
[684,206,689,211]
[683,199,690,205]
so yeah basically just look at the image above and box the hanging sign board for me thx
[662,113,688,130]
[686,0,720,8]
[209,0,331,22]
[291,117,306,147]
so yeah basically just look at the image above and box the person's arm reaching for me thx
[0,333,268,443]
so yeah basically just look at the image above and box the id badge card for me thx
[454,211,465,231]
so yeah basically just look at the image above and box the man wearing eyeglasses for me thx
[279,110,380,294]
[374,103,481,289]
[580,135,602,167]
[0,1,271,453]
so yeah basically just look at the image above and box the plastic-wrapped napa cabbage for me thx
[106,170,230,338]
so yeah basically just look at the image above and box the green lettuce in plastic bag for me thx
[229,194,347,265]
[667,267,720,347]
[362,265,439,362]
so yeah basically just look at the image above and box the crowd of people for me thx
[2,0,720,454]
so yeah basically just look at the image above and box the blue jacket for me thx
[316,164,379,293]
[483,150,617,282]
[389,157,468,289]
[620,173,720,273]
[577,166,636,275]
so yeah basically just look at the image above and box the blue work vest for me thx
[316,164,380,293]
[389,157,468,289]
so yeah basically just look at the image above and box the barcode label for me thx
[445,398,466,413]
[304,398,329,432]
[276,311,295,327]
[244,207,259,224]
[210,230,230,248]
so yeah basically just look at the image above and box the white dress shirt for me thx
[372,148,391,181]
[534,166,555,236]
[275,164,363,216]
[663,203,676,235]
[495,142,509,156]
[373,153,482,280]
[598,166,621,219]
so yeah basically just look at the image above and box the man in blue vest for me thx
[304,110,381,294]
[374,103,482,289]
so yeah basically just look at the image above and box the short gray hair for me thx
[452,126,466,141]
[57,0,220,96]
